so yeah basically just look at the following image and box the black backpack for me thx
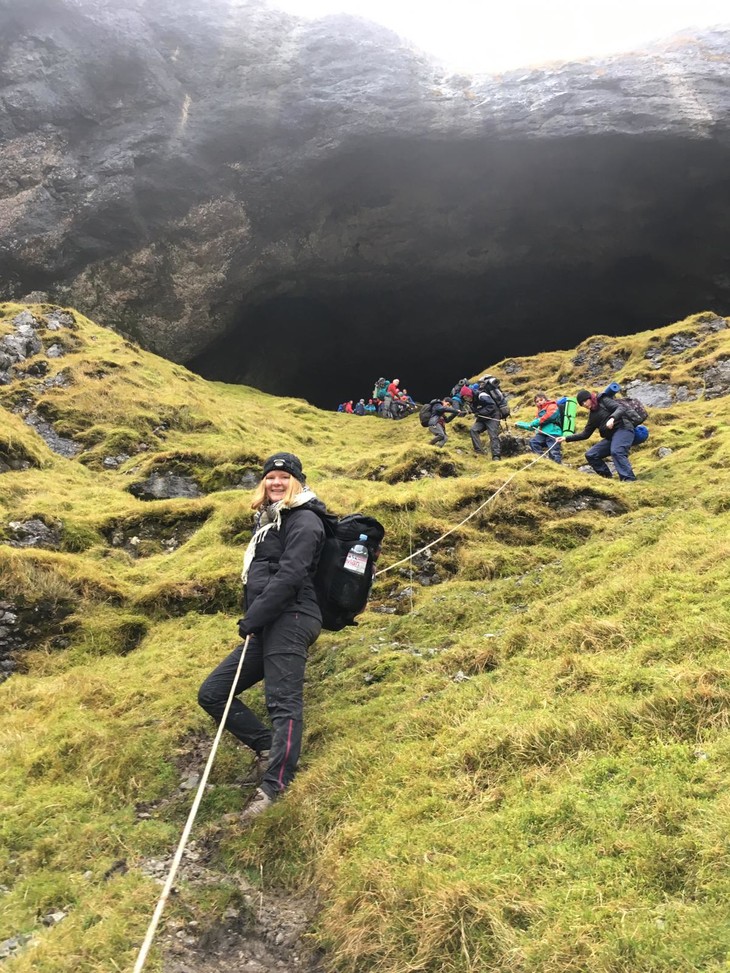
[419,399,440,427]
[601,382,649,424]
[314,513,385,631]
[622,397,649,423]
[475,382,511,419]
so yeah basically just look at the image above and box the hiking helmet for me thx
[262,452,306,483]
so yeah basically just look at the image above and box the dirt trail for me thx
[139,734,327,973]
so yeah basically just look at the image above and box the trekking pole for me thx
[132,635,251,973]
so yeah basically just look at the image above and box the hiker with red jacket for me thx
[382,378,400,418]
[515,392,563,464]
[198,453,325,823]
[560,389,641,481]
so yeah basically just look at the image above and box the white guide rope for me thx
[132,440,559,968]
[132,636,251,973]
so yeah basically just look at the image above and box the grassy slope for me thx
[1,302,729,972]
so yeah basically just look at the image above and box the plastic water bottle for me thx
[343,534,369,576]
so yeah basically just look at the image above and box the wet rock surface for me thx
[1,2,730,402]
[19,409,82,458]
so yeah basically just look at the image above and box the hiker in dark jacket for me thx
[198,452,325,822]
[515,393,563,464]
[469,386,502,459]
[560,389,640,481]
[428,397,461,448]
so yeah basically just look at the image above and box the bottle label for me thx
[344,550,368,575]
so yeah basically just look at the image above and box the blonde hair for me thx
[250,474,304,511]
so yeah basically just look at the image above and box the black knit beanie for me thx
[576,389,592,405]
[262,452,306,483]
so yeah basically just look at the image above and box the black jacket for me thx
[565,395,641,442]
[472,391,499,418]
[430,403,461,423]
[240,499,326,634]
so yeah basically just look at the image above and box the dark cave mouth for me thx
[188,263,726,409]
[189,133,730,408]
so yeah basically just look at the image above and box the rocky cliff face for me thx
[1,0,730,403]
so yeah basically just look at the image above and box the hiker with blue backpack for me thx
[198,452,327,823]
[559,389,644,482]
[515,392,563,463]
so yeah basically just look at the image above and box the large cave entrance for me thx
[189,131,730,407]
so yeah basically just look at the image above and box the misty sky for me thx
[271,0,728,72]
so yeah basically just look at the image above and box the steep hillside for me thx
[1,302,729,972]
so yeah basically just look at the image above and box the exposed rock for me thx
[6,518,62,549]
[1,1,730,402]
[702,358,730,399]
[129,473,203,500]
[103,453,131,469]
[666,332,699,354]
[657,447,673,458]
[21,411,82,458]
[623,381,680,408]
[500,433,531,457]
[0,454,32,473]
[0,308,75,387]
[0,934,34,961]
[102,510,208,556]
[544,489,627,517]
[0,598,76,682]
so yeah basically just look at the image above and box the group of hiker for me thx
[197,380,650,827]
[336,377,417,419]
[421,375,512,459]
[422,376,649,483]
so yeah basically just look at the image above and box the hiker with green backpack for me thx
[515,392,564,463]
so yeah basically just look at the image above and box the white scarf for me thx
[241,487,318,583]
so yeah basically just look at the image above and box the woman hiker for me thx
[198,452,326,822]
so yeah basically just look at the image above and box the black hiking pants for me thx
[198,612,321,798]
[470,416,501,458]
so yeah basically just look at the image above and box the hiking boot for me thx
[240,749,270,786]
[239,787,274,824]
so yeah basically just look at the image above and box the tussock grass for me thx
[1,303,730,971]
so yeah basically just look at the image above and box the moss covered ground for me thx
[1,302,729,971]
